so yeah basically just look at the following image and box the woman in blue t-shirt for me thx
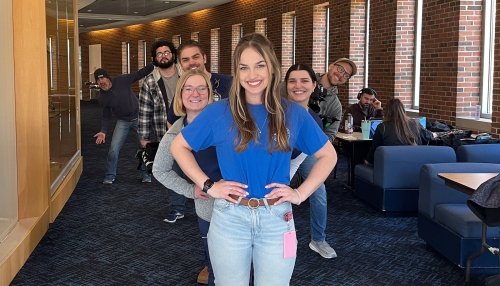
[171,33,336,286]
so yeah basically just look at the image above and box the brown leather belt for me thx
[228,194,279,208]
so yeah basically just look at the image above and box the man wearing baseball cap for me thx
[317,57,357,143]
[93,63,154,184]
[298,58,356,260]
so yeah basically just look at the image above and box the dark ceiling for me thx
[77,0,233,32]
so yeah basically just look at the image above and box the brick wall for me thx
[419,0,483,126]
[368,0,398,107]
[330,0,357,105]
[394,0,416,107]
[456,1,482,118]
[78,0,500,137]
[348,0,366,104]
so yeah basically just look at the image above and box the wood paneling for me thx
[1,0,82,284]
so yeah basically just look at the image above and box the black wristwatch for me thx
[202,179,214,193]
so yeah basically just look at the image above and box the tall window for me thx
[191,32,199,42]
[281,12,296,79]
[121,42,130,74]
[312,3,329,74]
[137,40,147,87]
[325,6,330,72]
[48,36,57,90]
[172,35,182,48]
[138,40,147,68]
[481,0,496,118]
[231,24,243,73]
[255,18,267,35]
[364,0,372,88]
[412,0,423,109]
[210,28,220,73]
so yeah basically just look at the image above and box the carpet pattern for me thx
[10,100,481,285]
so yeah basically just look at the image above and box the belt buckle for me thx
[247,198,259,209]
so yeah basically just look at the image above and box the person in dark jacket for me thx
[365,98,435,164]
[93,64,154,184]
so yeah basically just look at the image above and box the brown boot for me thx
[197,266,209,285]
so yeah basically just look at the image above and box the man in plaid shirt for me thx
[138,39,186,223]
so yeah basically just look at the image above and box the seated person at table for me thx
[365,98,434,165]
[341,87,383,132]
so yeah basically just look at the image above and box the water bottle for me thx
[346,113,353,134]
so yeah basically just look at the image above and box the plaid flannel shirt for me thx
[138,67,173,141]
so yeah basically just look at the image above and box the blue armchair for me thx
[418,162,500,273]
[456,144,500,163]
[354,145,456,215]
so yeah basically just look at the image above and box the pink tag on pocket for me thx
[283,230,297,259]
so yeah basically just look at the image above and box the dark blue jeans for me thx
[167,188,186,212]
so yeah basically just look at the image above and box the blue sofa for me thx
[456,144,500,163]
[353,145,456,214]
[418,163,500,272]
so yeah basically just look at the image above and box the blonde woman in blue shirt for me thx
[171,33,336,286]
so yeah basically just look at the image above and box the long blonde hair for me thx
[229,33,290,152]
[383,98,418,145]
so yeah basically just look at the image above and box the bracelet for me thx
[294,188,302,205]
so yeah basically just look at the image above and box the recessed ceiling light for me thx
[87,9,92,12]
[164,1,170,3]
[133,11,139,14]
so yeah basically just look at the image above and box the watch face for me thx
[203,179,214,192]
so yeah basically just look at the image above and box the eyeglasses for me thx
[156,51,172,58]
[335,64,352,79]
[182,85,208,95]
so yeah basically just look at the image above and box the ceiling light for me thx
[87,9,92,12]
[133,11,139,14]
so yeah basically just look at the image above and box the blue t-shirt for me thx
[181,99,328,198]
[292,108,323,159]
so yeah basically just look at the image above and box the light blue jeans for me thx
[208,198,296,286]
[297,155,328,242]
[104,119,149,181]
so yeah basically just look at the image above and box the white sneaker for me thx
[102,178,115,184]
[309,240,337,259]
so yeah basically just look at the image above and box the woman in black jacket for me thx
[365,98,434,164]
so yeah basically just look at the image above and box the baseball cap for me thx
[333,58,357,77]
[94,68,110,82]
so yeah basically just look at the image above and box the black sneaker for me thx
[163,210,184,223]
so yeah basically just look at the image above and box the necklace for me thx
[257,116,268,135]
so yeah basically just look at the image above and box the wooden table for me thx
[437,172,500,282]
[334,132,372,188]
[438,173,498,195]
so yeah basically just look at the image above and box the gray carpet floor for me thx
[10,100,487,285]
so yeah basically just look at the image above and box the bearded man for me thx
[138,39,187,222]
